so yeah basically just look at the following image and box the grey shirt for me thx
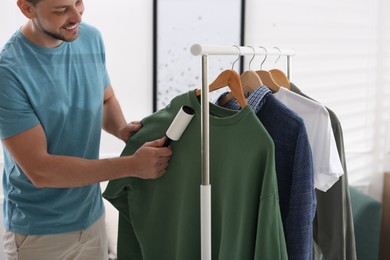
[290,83,357,260]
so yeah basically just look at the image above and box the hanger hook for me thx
[248,46,256,70]
[231,45,241,70]
[258,46,267,70]
[273,47,281,65]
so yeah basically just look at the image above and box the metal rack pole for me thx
[191,43,296,57]
[201,55,210,186]
[287,55,292,80]
[200,55,211,260]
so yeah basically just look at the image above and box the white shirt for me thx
[274,87,344,192]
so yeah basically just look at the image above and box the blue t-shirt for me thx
[0,23,108,235]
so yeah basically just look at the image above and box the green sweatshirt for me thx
[103,91,288,260]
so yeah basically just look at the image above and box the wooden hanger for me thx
[195,69,248,108]
[240,46,263,96]
[256,46,280,93]
[269,47,290,89]
[219,47,263,105]
[240,70,262,96]
[256,70,280,93]
[218,70,262,106]
[270,69,290,89]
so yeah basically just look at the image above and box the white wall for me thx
[82,0,154,158]
[244,0,390,201]
[377,0,390,197]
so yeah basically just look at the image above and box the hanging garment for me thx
[218,86,316,260]
[273,87,344,192]
[103,90,288,260]
[290,83,357,260]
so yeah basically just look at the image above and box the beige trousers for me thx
[3,214,108,260]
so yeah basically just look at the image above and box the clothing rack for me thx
[190,44,296,260]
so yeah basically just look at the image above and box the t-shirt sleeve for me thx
[0,67,40,139]
[255,193,289,259]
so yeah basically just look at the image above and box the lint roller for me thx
[163,105,195,147]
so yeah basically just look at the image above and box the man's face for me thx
[31,0,84,45]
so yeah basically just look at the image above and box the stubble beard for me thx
[34,17,78,43]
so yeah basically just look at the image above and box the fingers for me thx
[131,137,173,180]
[118,121,143,143]
[144,137,170,149]
[128,121,142,132]
[157,152,171,174]
[156,161,170,177]
[145,154,171,179]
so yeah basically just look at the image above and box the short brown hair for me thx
[26,0,41,5]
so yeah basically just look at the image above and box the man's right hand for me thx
[131,137,173,179]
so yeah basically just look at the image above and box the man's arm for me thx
[1,85,172,188]
[2,124,171,188]
[102,85,141,142]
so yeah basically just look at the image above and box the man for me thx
[0,0,172,259]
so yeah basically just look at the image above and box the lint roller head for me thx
[164,105,195,147]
